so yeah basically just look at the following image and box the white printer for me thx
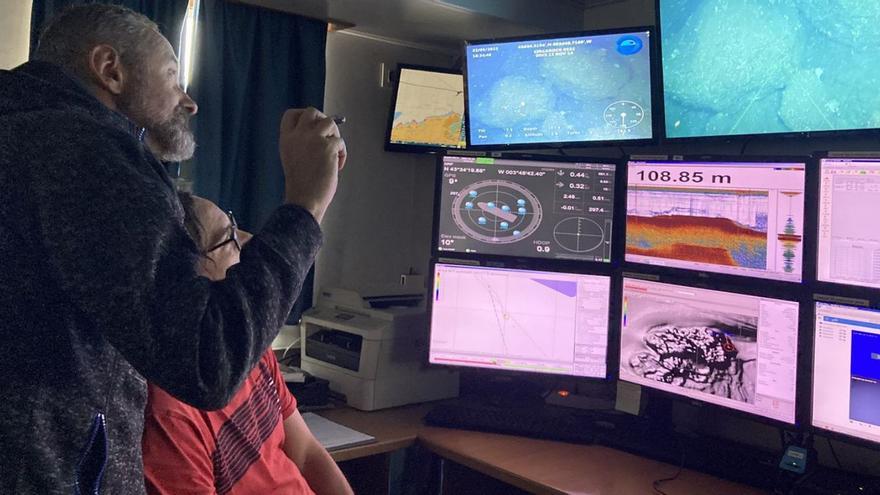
[300,288,459,411]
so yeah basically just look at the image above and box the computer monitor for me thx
[626,159,806,282]
[658,0,880,140]
[385,65,466,152]
[436,154,617,262]
[813,302,880,445]
[429,263,611,379]
[619,278,799,424]
[817,157,880,289]
[465,27,656,148]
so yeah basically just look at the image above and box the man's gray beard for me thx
[148,108,196,162]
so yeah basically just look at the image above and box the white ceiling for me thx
[236,0,626,53]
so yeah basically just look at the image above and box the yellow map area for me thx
[389,68,465,148]
[391,113,464,147]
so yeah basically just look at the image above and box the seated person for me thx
[142,194,353,495]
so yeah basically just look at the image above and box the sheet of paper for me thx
[615,380,642,416]
[301,412,376,451]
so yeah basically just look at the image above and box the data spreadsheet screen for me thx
[620,278,799,424]
[430,264,611,379]
[818,158,880,289]
[626,161,806,281]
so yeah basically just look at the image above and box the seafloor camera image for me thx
[622,297,758,403]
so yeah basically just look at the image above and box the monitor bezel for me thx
[809,296,880,449]
[654,0,880,143]
[431,151,625,270]
[622,154,815,287]
[463,26,662,150]
[618,272,807,428]
[427,259,618,382]
[383,63,467,154]
[813,153,880,294]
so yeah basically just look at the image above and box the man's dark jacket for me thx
[0,61,321,494]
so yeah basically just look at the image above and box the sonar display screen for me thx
[626,160,806,282]
[437,155,616,262]
[660,0,880,138]
[465,29,654,147]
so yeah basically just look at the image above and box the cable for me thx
[739,138,753,155]
[652,450,685,495]
[827,437,843,470]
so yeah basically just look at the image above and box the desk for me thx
[319,404,768,495]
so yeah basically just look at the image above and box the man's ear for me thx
[87,44,126,96]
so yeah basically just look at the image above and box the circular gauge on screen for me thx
[451,179,543,244]
[603,100,645,131]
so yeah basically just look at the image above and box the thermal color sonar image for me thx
[626,187,769,269]
[660,0,880,138]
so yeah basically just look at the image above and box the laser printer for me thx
[300,288,459,411]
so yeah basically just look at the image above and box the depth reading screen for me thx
[626,161,806,281]
[388,68,466,149]
[466,30,653,146]
[430,263,611,378]
[620,279,799,424]
[818,158,880,289]
[813,302,880,445]
[438,155,616,262]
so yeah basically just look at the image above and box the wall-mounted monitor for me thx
[385,65,466,152]
[658,0,880,140]
[813,302,880,445]
[620,278,799,424]
[436,154,617,262]
[818,158,880,289]
[465,27,656,149]
[430,263,611,379]
[626,159,807,282]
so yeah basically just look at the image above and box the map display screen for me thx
[387,67,466,150]
[437,155,616,262]
[465,29,654,147]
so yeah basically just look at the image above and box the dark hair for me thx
[177,191,205,250]
[33,4,160,82]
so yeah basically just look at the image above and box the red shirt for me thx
[143,351,316,495]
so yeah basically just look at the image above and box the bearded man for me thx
[0,4,346,494]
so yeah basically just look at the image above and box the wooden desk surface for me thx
[318,403,432,462]
[319,405,768,495]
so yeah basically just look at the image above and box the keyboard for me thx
[424,403,597,444]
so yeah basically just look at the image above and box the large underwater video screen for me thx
[659,0,880,138]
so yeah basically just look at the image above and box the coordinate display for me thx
[438,155,616,262]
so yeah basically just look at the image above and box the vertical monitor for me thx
[626,160,806,281]
[818,158,880,289]
[813,302,880,445]
[437,155,616,262]
[620,278,799,424]
[386,66,466,151]
[430,263,611,379]
[659,0,880,139]
[465,28,655,148]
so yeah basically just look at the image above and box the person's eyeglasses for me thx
[205,210,241,253]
